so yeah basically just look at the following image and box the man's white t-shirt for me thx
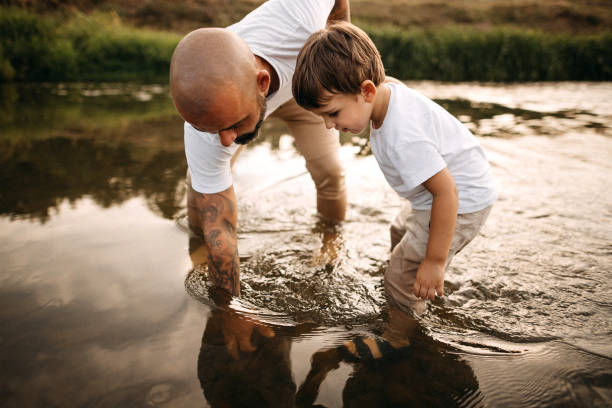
[369,83,497,214]
[184,0,335,194]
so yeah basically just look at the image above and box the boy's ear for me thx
[256,70,271,94]
[360,80,377,102]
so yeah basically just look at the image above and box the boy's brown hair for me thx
[292,21,385,110]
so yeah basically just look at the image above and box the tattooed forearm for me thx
[194,186,240,296]
[207,246,240,295]
[205,227,240,294]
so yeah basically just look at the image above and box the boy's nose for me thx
[324,118,335,130]
[219,129,237,146]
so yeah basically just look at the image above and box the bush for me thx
[366,25,612,81]
[0,8,180,82]
[60,12,180,81]
[0,7,609,82]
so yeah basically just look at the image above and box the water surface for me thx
[1,81,610,407]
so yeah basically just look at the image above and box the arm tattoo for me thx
[196,190,240,296]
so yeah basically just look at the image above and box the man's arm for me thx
[328,0,350,23]
[193,186,240,296]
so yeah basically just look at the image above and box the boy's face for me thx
[310,91,373,134]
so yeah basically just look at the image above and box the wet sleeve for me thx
[183,122,237,194]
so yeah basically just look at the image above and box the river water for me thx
[0,81,610,407]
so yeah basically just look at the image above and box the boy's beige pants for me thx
[385,204,492,315]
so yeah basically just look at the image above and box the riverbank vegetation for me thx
[0,8,180,82]
[0,1,610,82]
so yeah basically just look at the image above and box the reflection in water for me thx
[1,82,611,407]
[0,137,187,221]
[297,329,481,408]
[197,304,483,408]
[198,310,297,408]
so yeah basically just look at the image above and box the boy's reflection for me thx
[296,312,483,408]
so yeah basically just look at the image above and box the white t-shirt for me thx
[369,83,497,214]
[184,0,335,194]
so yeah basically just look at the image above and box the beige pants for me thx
[269,98,346,220]
[384,204,493,315]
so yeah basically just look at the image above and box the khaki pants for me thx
[269,98,346,220]
[385,204,493,315]
[223,98,346,220]
[185,98,346,253]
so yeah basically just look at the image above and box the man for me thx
[170,0,350,297]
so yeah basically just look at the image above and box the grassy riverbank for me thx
[1,4,611,82]
[0,8,180,82]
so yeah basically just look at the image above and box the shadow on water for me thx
[1,82,611,407]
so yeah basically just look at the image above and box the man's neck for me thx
[255,55,280,96]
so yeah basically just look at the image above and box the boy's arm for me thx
[414,167,458,300]
[328,0,350,23]
[193,186,241,296]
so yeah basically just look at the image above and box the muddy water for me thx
[0,82,610,407]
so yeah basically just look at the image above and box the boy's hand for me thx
[413,259,445,300]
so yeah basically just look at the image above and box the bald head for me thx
[170,28,258,128]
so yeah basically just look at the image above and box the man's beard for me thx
[234,93,267,145]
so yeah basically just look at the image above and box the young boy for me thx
[292,22,497,315]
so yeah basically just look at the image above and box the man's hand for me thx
[220,310,275,360]
[413,258,445,300]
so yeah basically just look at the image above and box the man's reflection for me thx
[186,209,298,407]
[197,309,296,408]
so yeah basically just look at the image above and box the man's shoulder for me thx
[229,0,334,31]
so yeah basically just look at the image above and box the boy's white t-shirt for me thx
[184,0,335,194]
[369,83,497,214]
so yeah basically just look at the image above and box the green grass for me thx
[0,8,180,82]
[1,7,610,82]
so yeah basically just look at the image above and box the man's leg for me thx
[270,98,346,221]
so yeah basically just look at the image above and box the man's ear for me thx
[256,70,271,94]
[360,80,377,103]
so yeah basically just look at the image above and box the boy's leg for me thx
[385,205,493,315]
[385,209,431,315]
[449,205,493,256]
[270,98,346,221]
[390,202,412,252]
